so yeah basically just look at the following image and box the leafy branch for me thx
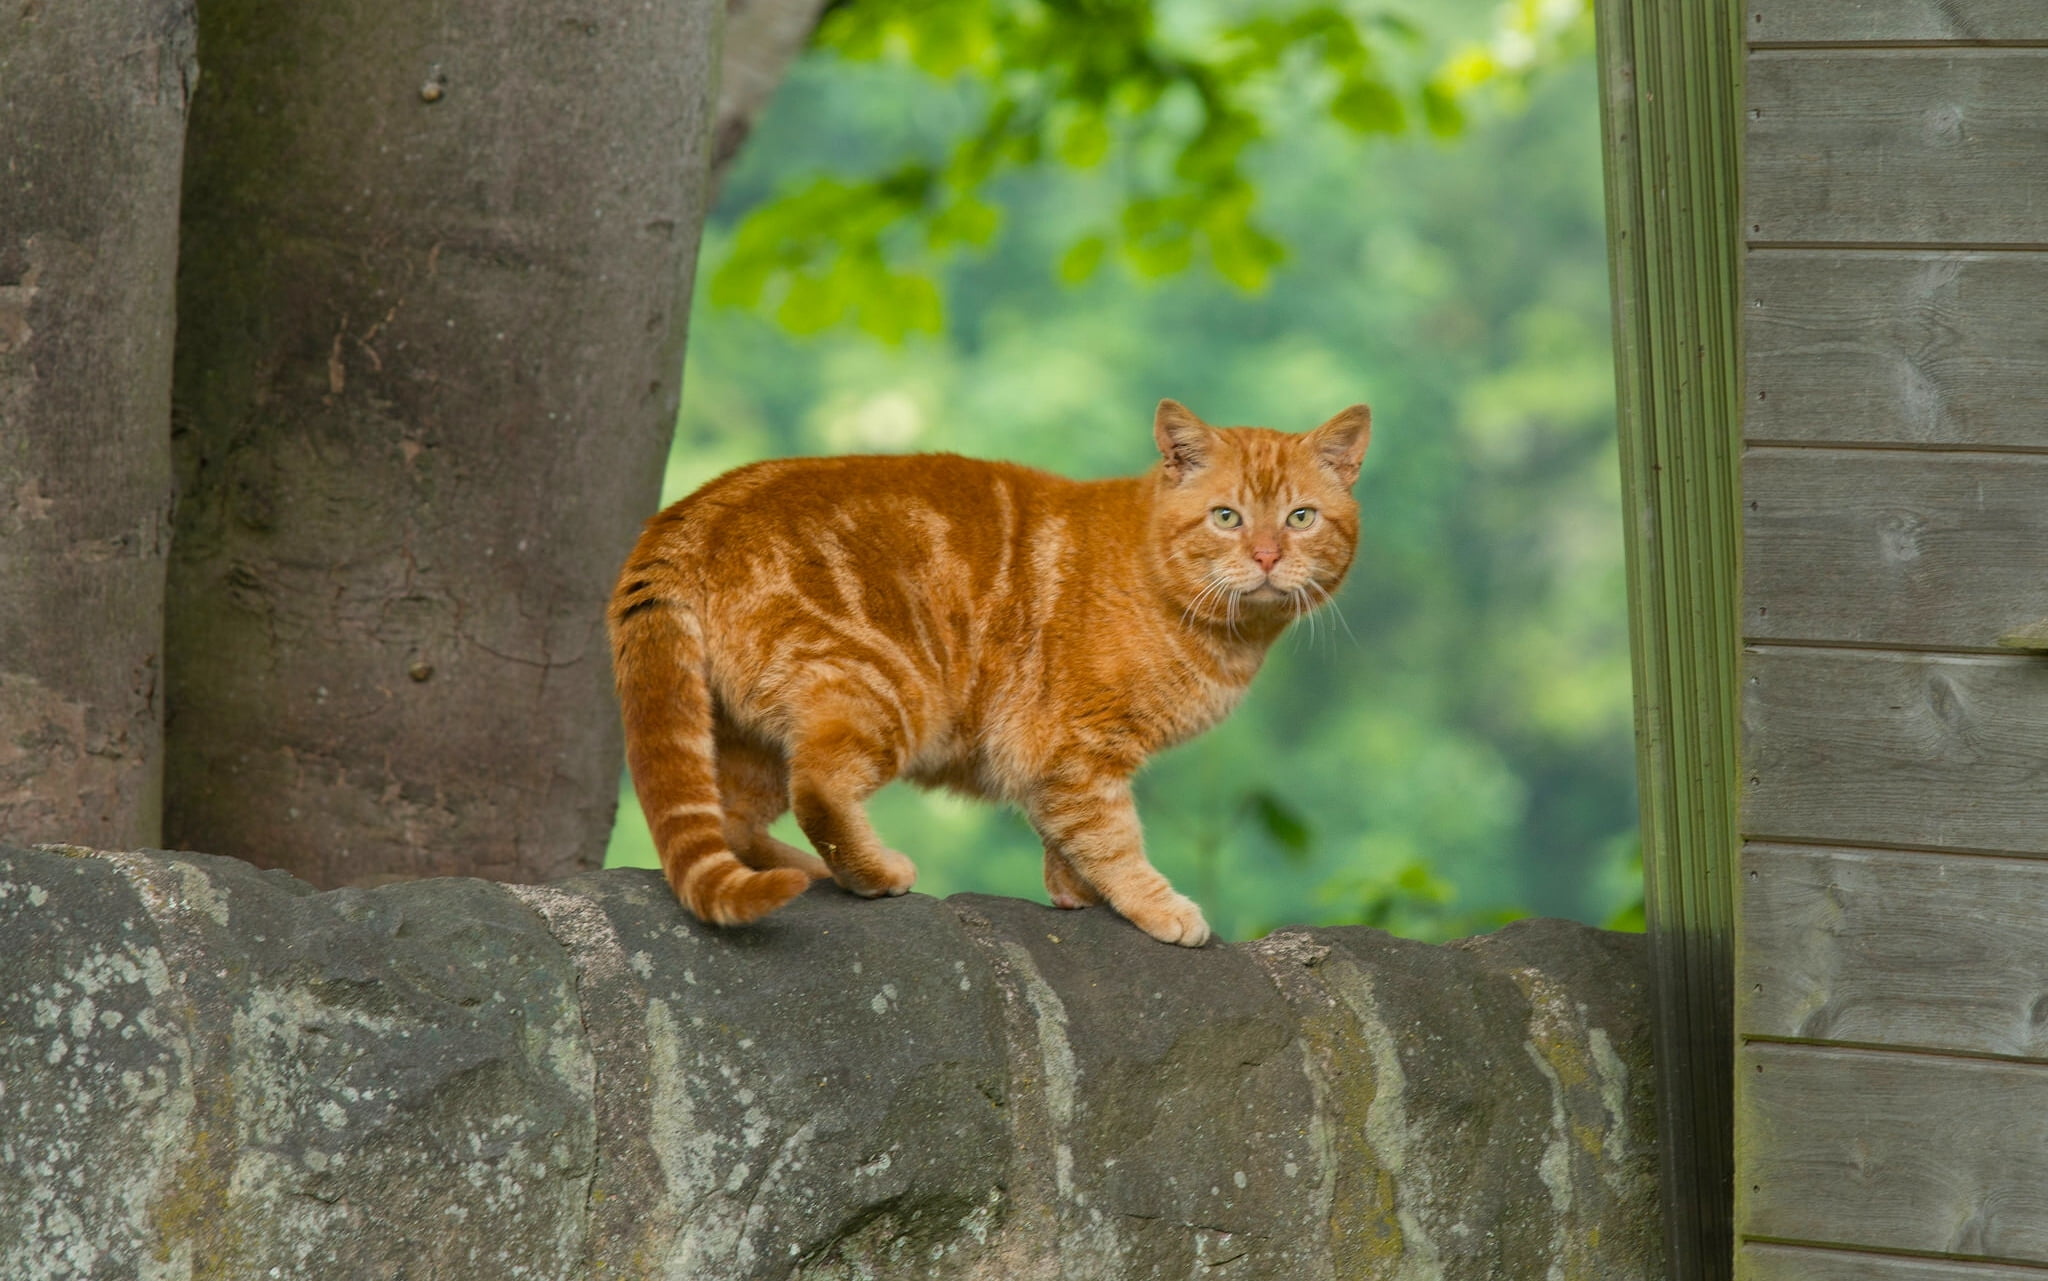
[1317,860,1530,942]
[712,0,1591,340]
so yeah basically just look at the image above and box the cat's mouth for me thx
[1243,578,1322,608]
[1244,576,1334,613]
[1185,574,1320,624]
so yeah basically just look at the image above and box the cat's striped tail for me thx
[608,579,809,926]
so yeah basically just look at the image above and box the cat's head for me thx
[1148,399,1371,632]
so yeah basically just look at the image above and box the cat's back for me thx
[686,449,1062,505]
[632,452,1124,725]
[651,451,1090,566]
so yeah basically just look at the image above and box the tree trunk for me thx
[0,0,195,848]
[164,0,722,886]
[712,0,834,182]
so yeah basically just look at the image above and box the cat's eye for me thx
[1212,507,1243,529]
[1287,507,1318,529]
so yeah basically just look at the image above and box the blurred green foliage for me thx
[607,0,1644,943]
[713,0,1590,337]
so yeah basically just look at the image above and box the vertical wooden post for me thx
[1593,0,1743,1275]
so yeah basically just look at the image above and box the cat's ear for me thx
[1306,404,1372,486]
[1154,399,1215,482]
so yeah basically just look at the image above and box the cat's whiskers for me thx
[1204,573,1236,633]
[1178,572,1232,632]
[1289,584,1319,650]
[1181,569,1245,636]
[1301,578,1356,645]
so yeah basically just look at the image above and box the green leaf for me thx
[775,274,848,334]
[707,249,777,310]
[1056,110,1113,169]
[1243,790,1313,861]
[1122,223,1194,277]
[1393,862,1453,903]
[1174,109,1260,184]
[1370,13,1426,44]
[1605,898,1647,933]
[1421,80,1467,137]
[883,270,944,337]
[1057,233,1107,285]
[1206,216,1284,291]
[928,194,1002,250]
[1330,77,1406,135]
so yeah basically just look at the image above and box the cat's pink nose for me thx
[1252,546,1281,572]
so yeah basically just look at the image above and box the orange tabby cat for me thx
[608,399,1370,945]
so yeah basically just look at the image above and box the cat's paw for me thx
[1128,893,1211,947]
[833,845,918,898]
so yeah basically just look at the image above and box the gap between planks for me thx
[1742,1235,2048,1275]
[1751,40,2048,51]
[1749,44,2048,57]
[1744,440,2048,458]
[1740,637,2034,658]
[1748,241,2048,253]
[1743,1033,2048,1072]
[1747,245,2048,258]
[1743,640,2048,662]
[1743,832,2048,864]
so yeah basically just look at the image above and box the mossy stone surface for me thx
[0,846,1662,1279]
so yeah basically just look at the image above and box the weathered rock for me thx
[0,845,1663,1279]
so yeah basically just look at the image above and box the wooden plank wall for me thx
[1739,2,2048,1277]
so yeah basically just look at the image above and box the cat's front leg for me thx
[1027,775,1209,946]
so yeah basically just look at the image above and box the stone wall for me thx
[0,845,1664,1279]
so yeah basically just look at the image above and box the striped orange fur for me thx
[607,399,1371,944]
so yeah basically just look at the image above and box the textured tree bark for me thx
[0,0,195,848]
[164,0,722,886]
[712,0,834,182]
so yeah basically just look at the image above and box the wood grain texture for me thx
[1744,449,2048,648]
[1748,51,2048,244]
[1746,251,2048,447]
[1742,647,2048,852]
[1740,1042,2048,1262]
[1750,1,2048,45]
[1740,843,2048,1055]
[1744,1242,2048,1281]
[1601,0,1746,1270]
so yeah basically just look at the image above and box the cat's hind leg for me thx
[1027,773,1208,946]
[787,700,918,898]
[716,732,831,879]
[1042,847,1103,909]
